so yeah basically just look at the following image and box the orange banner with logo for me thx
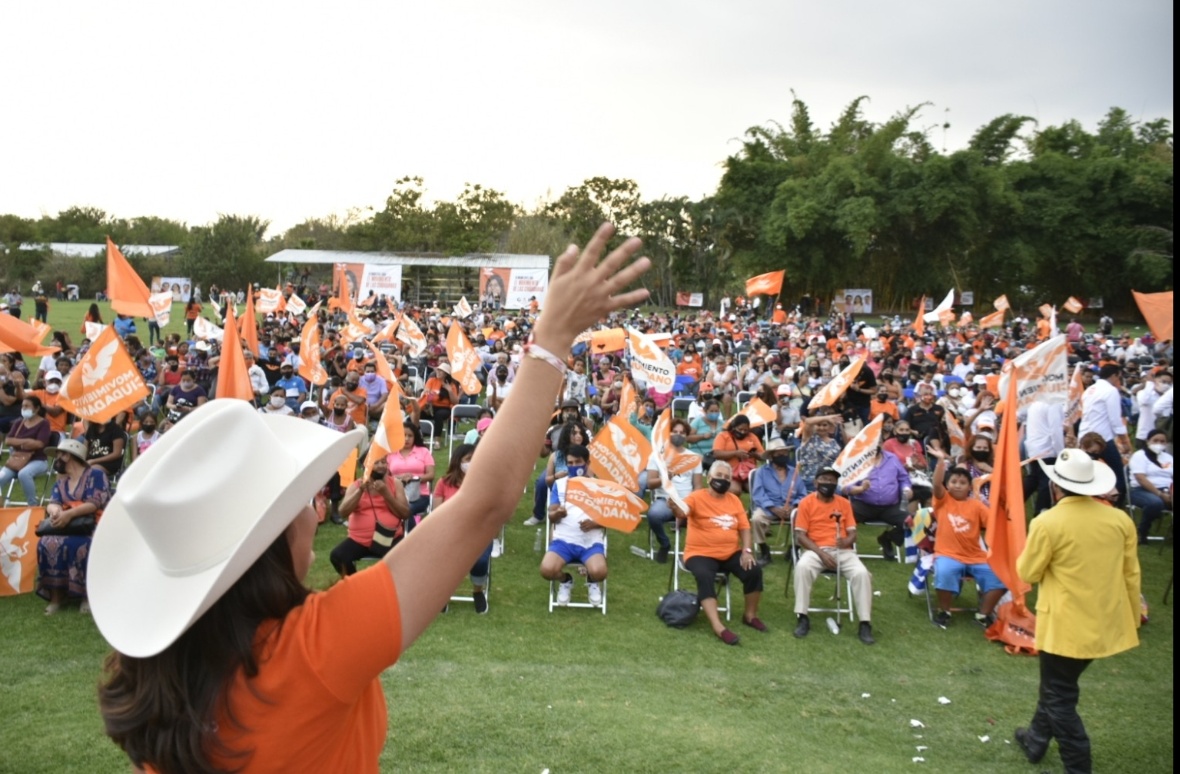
[338,448,359,488]
[105,237,154,317]
[1065,363,1085,426]
[0,506,41,596]
[745,270,785,297]
[446,323,483,396]
[364,386,405,479]
[285,292,307,317]
[993,295,1010,312]
[833,414,884,486]
[1132,290,1173,342]
[298,303,328,387]
[589,415,652,491]
[739,396,777,428]
[998,334,1068,412]
[986,373,1032,617]
[913,296,926,338]
[0,313,61,357]
[627,327,676,394]
[396,314,427,357]
[945,410,966,453]
[808,357,864,409]
[257,288,284,314]
[590,328,626,355]
[1063,296,1084,314]
[565,477,647,533]
[979,309,1005,329]
[58,326,148,422]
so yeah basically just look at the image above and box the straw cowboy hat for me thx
[1038,449,1116,497]
[88,400,364,658]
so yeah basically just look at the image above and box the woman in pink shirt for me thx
[387,421,435,527]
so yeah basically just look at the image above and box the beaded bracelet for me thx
[524,334,568,375]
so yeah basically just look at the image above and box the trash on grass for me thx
[910,719,925,728]
[937,696,951,705]
[978,735,990,743]
[861,693,871,698]
[912,757,925,763]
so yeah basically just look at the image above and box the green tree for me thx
[181,215,271,289]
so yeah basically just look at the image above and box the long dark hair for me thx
[441,443,476,489]
[98,534,310,773]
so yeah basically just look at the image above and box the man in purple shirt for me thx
[358,360,389,421]
[842,447,913,561]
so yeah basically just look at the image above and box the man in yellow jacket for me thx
[1015,449,1141,774]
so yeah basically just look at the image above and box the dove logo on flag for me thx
[59,326,148,422]
[82,339,120,386]
[0,507,38,596]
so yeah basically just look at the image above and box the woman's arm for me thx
[543,454,560,487]
[383,224,650,653]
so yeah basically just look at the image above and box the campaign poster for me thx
[479,268,548,310]
[152,276,192,302]
[837,289,873,314]
[358,265,402,303]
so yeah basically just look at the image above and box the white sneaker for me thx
[491,538,503,559]
[587,582,602,606]
[557,579,573,606]
[523,517,543,527]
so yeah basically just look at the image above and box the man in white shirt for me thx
[244,351,269,406]
[1135,371,1172,448]
[1079,364,1131,505]
[1023,402,1066,514]
[540,447,606,606]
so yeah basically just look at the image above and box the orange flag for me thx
[745,270,785,297]
[241,284,260,358]
[986,373,1032,615]
[1063,296,1084,314]
[364,387,405,479]
[1065,363,1085,426]
[215,306,255,401]
[396,314,427,357]
[0,506,42,595]
[590,328,626,354]
[329,264,354,312]
[1132,290,1173,341]
[833,414,885,485]
[913,296,926,337]
[738,396,777,428]
[365,339,399,393]
[58,326,149,422]
[619,373,638,417]
[979,308,1006,329]
[945,410,966,453]
[993,294,1010,312]
[256,287,284,314]
[0,313,61,356]
[588,415,652,491]
[808,357,865,409]
[298,303,328,387]
[105,237,154,317]
[564,477,647,533]
[339,309,370,348]
[446,323,483,396]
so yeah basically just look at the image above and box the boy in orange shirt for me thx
[928,449,1007,629]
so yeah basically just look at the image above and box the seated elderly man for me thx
[750,438,807,565]
[843,446,913,561]
[792,467,875,645]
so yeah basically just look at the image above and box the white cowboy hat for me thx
[88,400,363,657]
[1038,449,1116,497]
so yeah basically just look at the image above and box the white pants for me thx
[793,547,873,621]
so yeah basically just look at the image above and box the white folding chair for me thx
[448,404,486,458]
[668,522,730,620]
[418,419,435,450]
[1125,465,1174,545]
[785,511,855,625]
[545,514,607,614]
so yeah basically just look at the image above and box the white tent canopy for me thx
[265,249,549,269]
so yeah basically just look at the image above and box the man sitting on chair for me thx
[540,445,606,607]
[750,438,806,566]
[792,467,875,645]
[843,446,913,561]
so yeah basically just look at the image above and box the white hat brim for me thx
[1037,458,1117,497]
[89,403,364,658]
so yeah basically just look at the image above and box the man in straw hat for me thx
[1014,449,1141,773]
[88,223,651,772]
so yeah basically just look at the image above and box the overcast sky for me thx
[2,0,1171,236]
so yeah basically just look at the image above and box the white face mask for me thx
[1159,383,1172,394]
[46,383,60,394]
[460,461,471,473]
[270,395,286,408]
[1148,443,1168,455]
[21,408,35,420]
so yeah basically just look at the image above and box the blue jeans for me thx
[533,474,548,520]
[0,459,49,505]
[1129,487,1167,542]
[470,542,493,587]
[647,498,675,549]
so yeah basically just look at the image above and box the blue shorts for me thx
[547,539,605,565]
[933,556,1006,594]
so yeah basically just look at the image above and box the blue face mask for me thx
[706,412,721,422]
[567,465,587,479]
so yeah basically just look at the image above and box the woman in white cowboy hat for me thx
[91,223,651,773]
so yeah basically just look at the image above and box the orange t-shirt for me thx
[682,488,749,562]
[931,493,989,564]
[330,386,369,426]
[30,389,69,434]
[205,566,401,773]
[869,399,900,420]
[794,493,856,549]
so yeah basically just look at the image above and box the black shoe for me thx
[473,590,488,615]
[1014,727,1047,763]
[933,610,951,630]
[758,543,772,566]
[858,622,876,645]
[655,545,670,564]
[793,615,810,639]
[877,533,896,561]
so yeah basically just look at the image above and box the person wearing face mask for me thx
[958,435,995,506]
[29,370,70,437]
[330,457,409,578]
[749,439,806,565]
[644,417,703,563]
[843,446,913,561]
[0,395,52,504]
[791,467,875,644]
[869,388,899,423]
[329,373,369,428]
[1128,429,1173,544]
[1134,370,1172,450]
[432,444,491,613]
[712,414,764,494]
[669,461,765,645]
[796,414,843,493]
[358,362,390,421]
[129,412,163,463]
[165,369,208,418]
[275,364,309,413]
[706,356,738,417]
[686,382,714,423]
[261,386,296,417]
[486,364,513,411]
[541,446,607,607]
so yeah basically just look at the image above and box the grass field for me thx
[0,300,1172,773]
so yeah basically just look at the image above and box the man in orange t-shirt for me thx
[792,467,875,643]
[928,452,1007,629]
[673,460,765,645]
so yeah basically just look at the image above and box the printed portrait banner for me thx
[58,326,149,422]
[837,289,874,315]
[149,291,173,328]
[151,276,192,303]
[833,414,884,486]
[675,292,704,307]
[446,323,484,396]
[358,265,403,304]
[565,478,647,533]
[0,506,41,596]
[626,327,676,394]
[479,267,549,309]
[998,335,1069,412]
[589,415,652,492]
[808,357,865,409]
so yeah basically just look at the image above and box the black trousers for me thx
[684,553,762,601]
[851,500,907,548]
[1098,439,1127,507]
[1026,651,1093,773]
[330,537,390,576]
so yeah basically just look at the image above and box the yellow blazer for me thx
[1017,496,1140,659]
